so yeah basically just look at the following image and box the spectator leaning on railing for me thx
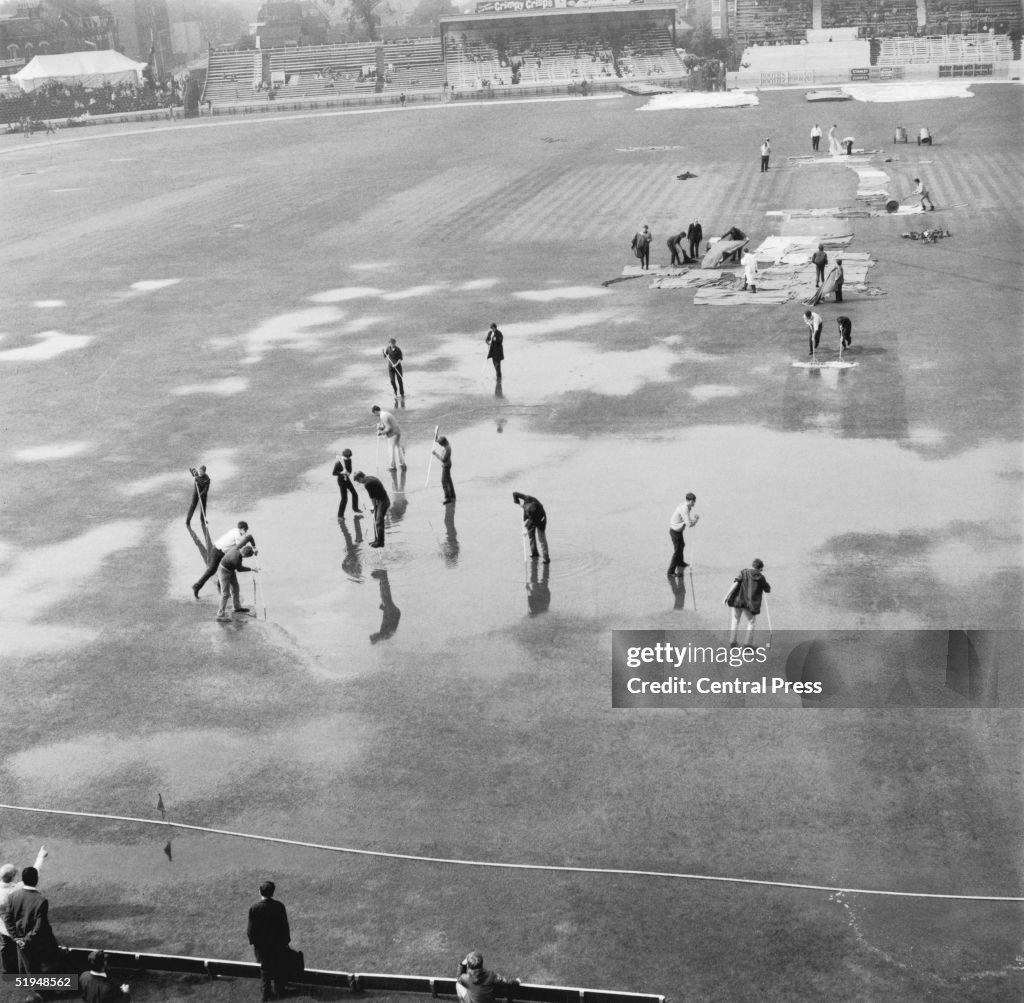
[456,952,521,1003]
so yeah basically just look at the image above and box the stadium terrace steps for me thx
[878,32,1012,64]
[205,40,444,106]
[203,50,262,105]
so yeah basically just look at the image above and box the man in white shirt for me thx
[741,250,759,293]
[810,123,821,153]
[372,405,407,471]
[912,177,935,211]
[803,310,823,357]
[667,493,699,577]
[760,138,771,173]
[192,521,256,597]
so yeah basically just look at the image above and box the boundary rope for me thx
[2,804,1020,903]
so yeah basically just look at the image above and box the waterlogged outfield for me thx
[0,85,1022,1002]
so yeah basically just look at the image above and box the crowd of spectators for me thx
[0,76,187,127]
[2,850,523,1003]
[444,24,682,90]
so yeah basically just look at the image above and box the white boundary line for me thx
[2,803,1019,903]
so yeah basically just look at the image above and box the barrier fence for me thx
[58,948,667,1003]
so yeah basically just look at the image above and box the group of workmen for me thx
[186,388,771,644]
[184,325,546,622]
[631,221,706,270]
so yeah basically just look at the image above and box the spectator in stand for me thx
[79,949,130,1002]
[456,951,521,1003]
[0,847,47,975]
[0,864,61,978]
[247,880,292,1003]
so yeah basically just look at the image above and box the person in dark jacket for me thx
[216,544,255,621]
[79,949,130,1001]
[455,951,520,1003]
[810,244,828,287]
[666,229,690,266]
[719,226,746,262]
[247,881,291,1002]
[725,558,771,647]
[354,472,390,547]
[831,259,844,303]
[485,323,504,381]
[837,316,852,354]
[432,436,455,504]
[513,491,548,562]
[0,866,60,977]
[186,465,210,528]
[332,450,362,518]
[383,337,405,398]
[687,220,703,261]
[631,224,651,269]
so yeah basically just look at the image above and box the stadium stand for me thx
[924,1,1022,34]
[203,39,443,106]
[617,26,685,78]
[203,49,263,105]
[443,21,683,90]
[732,0,814,43]
[385,38,445,89]
[877,31,1012,63]
[822,0,921,36]
[270,42,380,97]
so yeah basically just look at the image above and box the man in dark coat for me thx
[513,491,549,563]
[432,436,455,504]
[0,866,60,976]
[485,323,504,380]
[354,472,390,547]
[247,880,291,1002]
[216,544,255,621]
[79,949,130,1002]
[666,229,689,266]
[332,450,362,518]
[687,220,703,261]
[383,337,405,398]
[832,259,844,302]
[837,316,852,353]
[810,244,828,287]
[631,224,651,269]
[725,558,771,647]
[186,465,210,527]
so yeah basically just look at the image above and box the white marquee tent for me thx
[12,50,148,93]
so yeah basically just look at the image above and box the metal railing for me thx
[62,948,667,1003]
